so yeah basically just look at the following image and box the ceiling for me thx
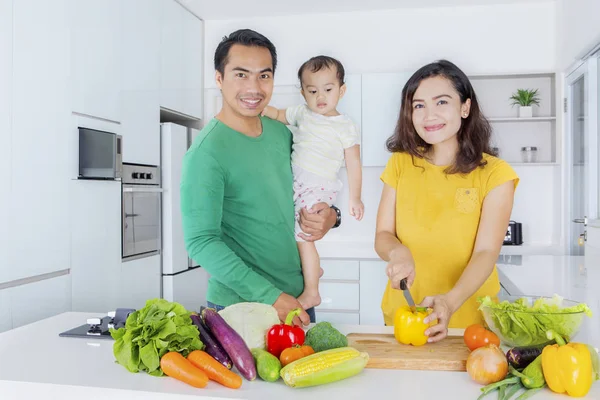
[178,0,554,20]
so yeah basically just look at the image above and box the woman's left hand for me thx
[419,294,455,343]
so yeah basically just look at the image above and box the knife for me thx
[400,278,416,312]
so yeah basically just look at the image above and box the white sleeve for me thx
[339,121,360,149]
[285,104,306,127]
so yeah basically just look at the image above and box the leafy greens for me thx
[110,298,204,376]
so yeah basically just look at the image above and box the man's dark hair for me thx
[297,56,345,87]
[214,29,277,75]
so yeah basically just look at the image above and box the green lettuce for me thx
[110,298,204,376]
[478,295,592,346]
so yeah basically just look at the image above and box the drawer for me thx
[317,282,359,311]
[315,311,360,325]
[320,260,359,280]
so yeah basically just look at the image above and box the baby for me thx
[262,55,363,309]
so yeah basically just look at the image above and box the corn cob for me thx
[279,347,369,388]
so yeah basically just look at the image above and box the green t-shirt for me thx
[180,117,303,307]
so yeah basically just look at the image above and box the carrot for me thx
[160,351,209,388]
[188,350,243,389]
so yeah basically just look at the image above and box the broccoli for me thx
[304,321,348,352]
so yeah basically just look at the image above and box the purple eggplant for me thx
[506,342,554,369]
[190,313,233,370]
[201,307,257,381]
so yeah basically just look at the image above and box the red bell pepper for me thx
[266,308,305,357]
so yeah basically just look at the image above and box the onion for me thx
[466,344,508,385]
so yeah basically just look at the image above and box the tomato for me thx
[279,345,315,367]
[463,324,500,351]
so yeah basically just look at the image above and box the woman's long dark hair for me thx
[385,59,497,174]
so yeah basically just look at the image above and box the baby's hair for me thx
[297,56,345,87]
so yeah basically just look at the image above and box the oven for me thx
[122,163,163,261]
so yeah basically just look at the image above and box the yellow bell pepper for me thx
[541,330,594,397]
[393,306,432,346]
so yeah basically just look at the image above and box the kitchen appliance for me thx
[399,278,416,312]
[122,163,163,261]
[503,220,523,245]
[160,122,208,312]
[78,127,122,180]
[347,333,470,371]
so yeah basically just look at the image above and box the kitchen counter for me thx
[1,311,599,400]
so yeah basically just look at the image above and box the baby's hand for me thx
[261,105,278,120]
[349,198,364,221]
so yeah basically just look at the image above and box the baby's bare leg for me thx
[297,241,322,309]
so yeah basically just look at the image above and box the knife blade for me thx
[400,278,416,312]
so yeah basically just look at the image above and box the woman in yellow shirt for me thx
[374,60,519,343]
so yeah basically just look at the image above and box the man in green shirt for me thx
[180,29,339,325]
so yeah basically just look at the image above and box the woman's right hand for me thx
[386,247,416,290]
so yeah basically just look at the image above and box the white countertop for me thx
[1,311,599,400]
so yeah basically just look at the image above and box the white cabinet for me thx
[70,179,122,313]
[10,0,71,282]
[120,0,161,166]
[0,290,11,333]
[317,282,360,311]
[10,274,71,329]
[321,260,360,280]
[70,0,122,121]
[315,311,360,325]
[337,74,362,143]
[0,0,12,285]
[160,0,203,118]
[119,255,161,310]
[181,8,203,119]
[359,261,389,326]
[361,72,412,167]
[163,267,209,313]
[120,90,161,165]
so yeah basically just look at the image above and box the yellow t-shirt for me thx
[379,152,519,328]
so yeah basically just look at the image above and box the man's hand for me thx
[273,293,310,326]
[297,202,336,242]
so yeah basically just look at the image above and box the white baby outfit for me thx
[285,104,360,241]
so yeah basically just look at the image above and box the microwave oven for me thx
[78,127,123,180]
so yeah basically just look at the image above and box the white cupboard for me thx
[10,274,72,329]
[361,72,411,167]
[160,0,204,118]
[0,290,11,333]
[69,0,122,122]
[359,261,389,326]
[0,0,12,285]
[10,0,71,282]
[120,0,161,166]
[119,255,161,311]
[70,179,122,313]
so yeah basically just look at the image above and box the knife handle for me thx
[400,278,408,290]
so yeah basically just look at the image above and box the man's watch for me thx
[331,205,342,228]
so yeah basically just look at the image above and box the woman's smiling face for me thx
[411,76,471,146]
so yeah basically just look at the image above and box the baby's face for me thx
[300,67,346,116]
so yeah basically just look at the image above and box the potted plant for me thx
[509,88,540,118]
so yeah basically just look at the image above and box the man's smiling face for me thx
[216,44,275,118]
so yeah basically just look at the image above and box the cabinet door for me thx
[181,11,203,119]
[120,255,161,310]
[361,72,412,167]
[0,290,11,333]
[0,0,12,285]
[10,0,71,281]
[315,311,360,325]
[70,0,122,121]
[70,179,122,313]
[10,274,71,329]
[359,261,389,326]
[337,73,362,142]
[160,0,184,113]
[121,90,160,165]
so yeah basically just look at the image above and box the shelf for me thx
[488,117,556,122]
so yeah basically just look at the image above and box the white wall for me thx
[557,0,600,70]
[203,2,556,88]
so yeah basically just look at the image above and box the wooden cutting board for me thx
[347,333,470,371]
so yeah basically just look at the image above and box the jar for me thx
[521,146,538,163]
